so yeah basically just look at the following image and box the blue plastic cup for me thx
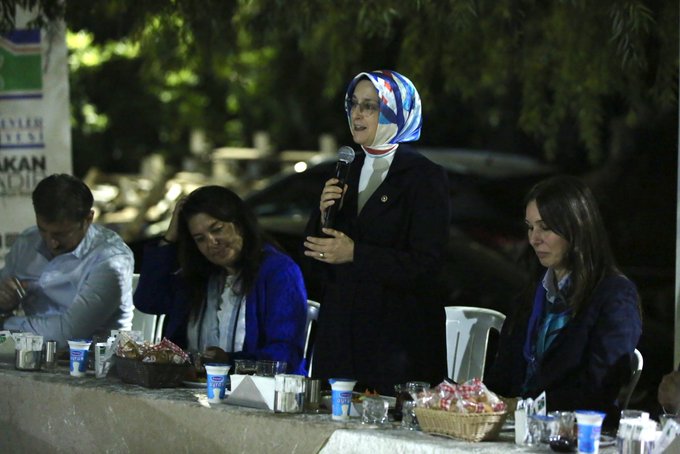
[575,410,606,454]
[329,378,357,421]
[67,340,92,377]
[205,363,231,403]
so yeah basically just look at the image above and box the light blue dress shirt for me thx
[0,224,134,347]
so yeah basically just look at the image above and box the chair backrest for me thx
[617,348,644,410]
[131,308,158,343]
[130,273,157,343]
[304,300,320,377]
[154,314,166,344]
[445,306,506,383]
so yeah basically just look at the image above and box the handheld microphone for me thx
[322,146,355,229]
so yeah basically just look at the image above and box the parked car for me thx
[244,147,556,314]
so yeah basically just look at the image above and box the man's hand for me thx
[0,278,24,312]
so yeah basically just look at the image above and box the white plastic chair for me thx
[131,308,158,343]
[445,306,506,383]
[130,272,157,343]
[154,314,166,344]
[304,300,320,377]
[617,348,644,410]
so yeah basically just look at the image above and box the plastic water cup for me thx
[575,410,606,454]
[205,363,231,403]
[67,340,92,377]
[328,378,356,421]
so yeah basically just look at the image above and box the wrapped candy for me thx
[415,378,506,414]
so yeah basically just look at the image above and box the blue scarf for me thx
[344,70,422,153]
[522,273,572,394]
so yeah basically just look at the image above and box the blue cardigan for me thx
[134,243,308,374]
[485,274,641,425]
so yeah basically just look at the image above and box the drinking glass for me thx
[255,360,286,377]
[361,396,389,425]
[234,359,256,375]
[406,381,430,400]
[400,400,420,430]
[548,411,576,452]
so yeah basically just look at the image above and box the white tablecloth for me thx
[321,427,618,454]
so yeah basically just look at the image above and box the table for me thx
[0,363,616,453]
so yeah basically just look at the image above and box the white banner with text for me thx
[0,10,72,264]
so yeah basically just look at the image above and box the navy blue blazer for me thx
[485,274,641,424]
[306,145,451,393]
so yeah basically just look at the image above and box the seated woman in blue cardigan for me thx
[485,175,642,427]
[134,185,308,374]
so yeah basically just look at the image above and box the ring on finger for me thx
[319,252,325,259]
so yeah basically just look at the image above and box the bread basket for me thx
[415,408,507,442]
[115,356,189,388]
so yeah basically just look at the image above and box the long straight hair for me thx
[176,186,264,317]
[524,175,629,315]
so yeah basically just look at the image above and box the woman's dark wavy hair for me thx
[523,175,631,315]
[176,186,264,316]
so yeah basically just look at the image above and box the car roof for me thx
[417,147,555,179]
[248,147,555,200]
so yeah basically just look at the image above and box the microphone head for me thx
[337,146,355,164]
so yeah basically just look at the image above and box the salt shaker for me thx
[43,340,57,370]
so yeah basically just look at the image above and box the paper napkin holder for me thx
[227,374,276,411]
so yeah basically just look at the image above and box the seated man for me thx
[0,174,134,346]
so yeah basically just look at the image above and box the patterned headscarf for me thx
[345,70,422,153]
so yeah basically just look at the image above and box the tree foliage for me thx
[1,0,677,171]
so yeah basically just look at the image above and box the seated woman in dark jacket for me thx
[134,186,308,374]
[485,175,642,426]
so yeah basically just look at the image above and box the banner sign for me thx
[0,10,72,264]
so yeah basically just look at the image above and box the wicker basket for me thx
[415,408,507,442]
[115,356,189,388]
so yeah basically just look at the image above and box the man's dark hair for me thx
[32,174,93,222]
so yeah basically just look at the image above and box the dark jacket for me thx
[306,145,451,393]
[485,274,642,425]
[134,243,308,374]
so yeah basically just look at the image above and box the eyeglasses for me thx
[349,100,380,116]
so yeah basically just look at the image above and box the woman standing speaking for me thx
[304,70,450,394]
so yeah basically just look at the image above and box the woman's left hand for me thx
[201,346,232,364]
[304,228,354,264]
